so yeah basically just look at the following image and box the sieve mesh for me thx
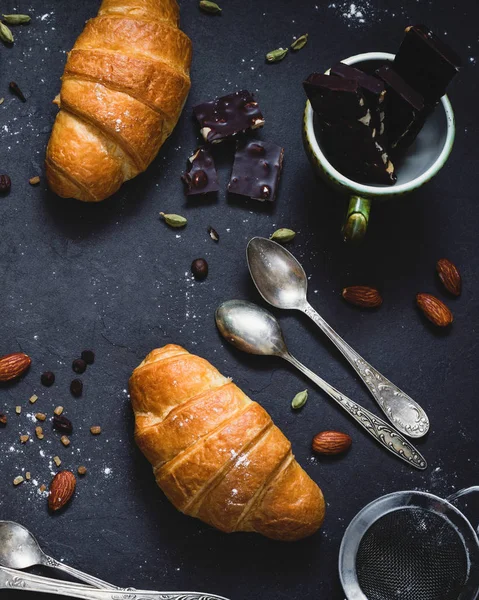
[356,507,469,600]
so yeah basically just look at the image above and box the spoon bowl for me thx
[215,299,287,357]
[0,522,43,570]
[246,237,308,310]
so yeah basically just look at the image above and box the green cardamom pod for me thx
[0,22,14,43]
[291,34,308,51]
[266,47,288,63]
[2,14,31,25]
[199,0,222,14]
[291,390,308,410]
[270,228,296,243]
[159,212,187,228]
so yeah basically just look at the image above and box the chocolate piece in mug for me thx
[394,25,461,106]
[228,139,284,202]
[193,90,265,143]
[303,73,368,121]
[375,65,425,151]
[182,147,219,195]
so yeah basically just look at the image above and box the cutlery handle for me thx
[42,554,118,589]
[302,302,429,438]
[284,353,427,470]
[1,566,228,600]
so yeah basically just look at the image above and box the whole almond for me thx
[0,352,31,382]
[312,431,352,455]
[48,470,76,511]
[416,293,453,327]
[436,258,461,296]
[342,286,382,308]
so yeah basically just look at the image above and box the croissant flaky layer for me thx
[129,345,326,541]
[46,0,192,202]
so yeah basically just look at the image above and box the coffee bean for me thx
[0,174,11,194]
[70,379,83,397]
[81,350,95,365]
[41,371,55,386]
[191,258,208,280]
[72,358,86,374]
[53,414,73,434]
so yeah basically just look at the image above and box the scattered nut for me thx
[53,456,62,467]
[35,426,44,440]
[0,413,7,425]
[312,431,352,455]
[35,413,46,421]
[13,476,24,486]
[77,466,87,476]
[20,434,29,444]
[342,286,383,308]
[436,258,462,296]
[48,470,76,511]
[60,435,70,447]
[54,406,63,416]
[90,425,101,435]
[29,176,40,185]
[29,394,38,404]
[416,293,453,327]
[39,484,47,493]
[41,371,55,387]
[25,472,31,481]
[15,406,21,415]
[0,352,31,382]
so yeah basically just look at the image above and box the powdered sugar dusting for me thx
[328,1,409,27]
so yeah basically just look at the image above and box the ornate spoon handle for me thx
[302,302,429,438]
[41,554,118,589]
[283,352,427,470]
[0,566,229,600]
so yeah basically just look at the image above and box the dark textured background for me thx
[0,0,478,598]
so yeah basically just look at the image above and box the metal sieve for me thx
[339,487,479,600]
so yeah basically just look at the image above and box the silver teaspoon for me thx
[0,521,117,589]
[215,299,427,470]
[246,237,429,439]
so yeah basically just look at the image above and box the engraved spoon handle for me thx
[302,302,429,438]
[41,554,118,589]
[0,566,229,600]
[283,352,427,470]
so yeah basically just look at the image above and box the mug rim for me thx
[304,51,456,197]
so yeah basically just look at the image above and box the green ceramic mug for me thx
[303,52,456,242]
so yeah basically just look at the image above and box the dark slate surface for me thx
[0,1,478,599]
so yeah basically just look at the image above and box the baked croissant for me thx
[46,0,192,202]
[129,345,326,541]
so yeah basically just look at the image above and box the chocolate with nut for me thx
[303,74,368,121]
[182,147,219,195]
[228,139,284,202]
[375,65,425,151]
[394,25,461,106]
[193,90,265,144]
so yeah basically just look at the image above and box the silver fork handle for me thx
[0,566,229,600]
[284,352,427,470]
[41,555,118,589]
[302,302,429,438]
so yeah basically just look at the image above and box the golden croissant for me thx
[46,0,192,202]
[129,345,326,541]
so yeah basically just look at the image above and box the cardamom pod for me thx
[291,390,308,410]
[2,14,31,25]
[0,22,14,43]
[160,212,187,228]
[266,47,288,63]
[270,228,296,243]
[199,0,222,14]
[291,34,308,51]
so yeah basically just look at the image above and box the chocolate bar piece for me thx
[182,147,219,195]
[303,73,368,121]
[375,65,425,151]
[228,139,284,202]
[394,25,461,105]
[193,90,265,144]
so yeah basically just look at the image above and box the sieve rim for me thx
[339,490,479,600]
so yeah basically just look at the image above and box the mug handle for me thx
[342,195,371,243]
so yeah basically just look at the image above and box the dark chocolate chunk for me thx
[193,90,265,143]
[303,73,368,121]
[375,65,425,151]
[228,139,284,202]
[394,25,461,105]
[182,147,219,195]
